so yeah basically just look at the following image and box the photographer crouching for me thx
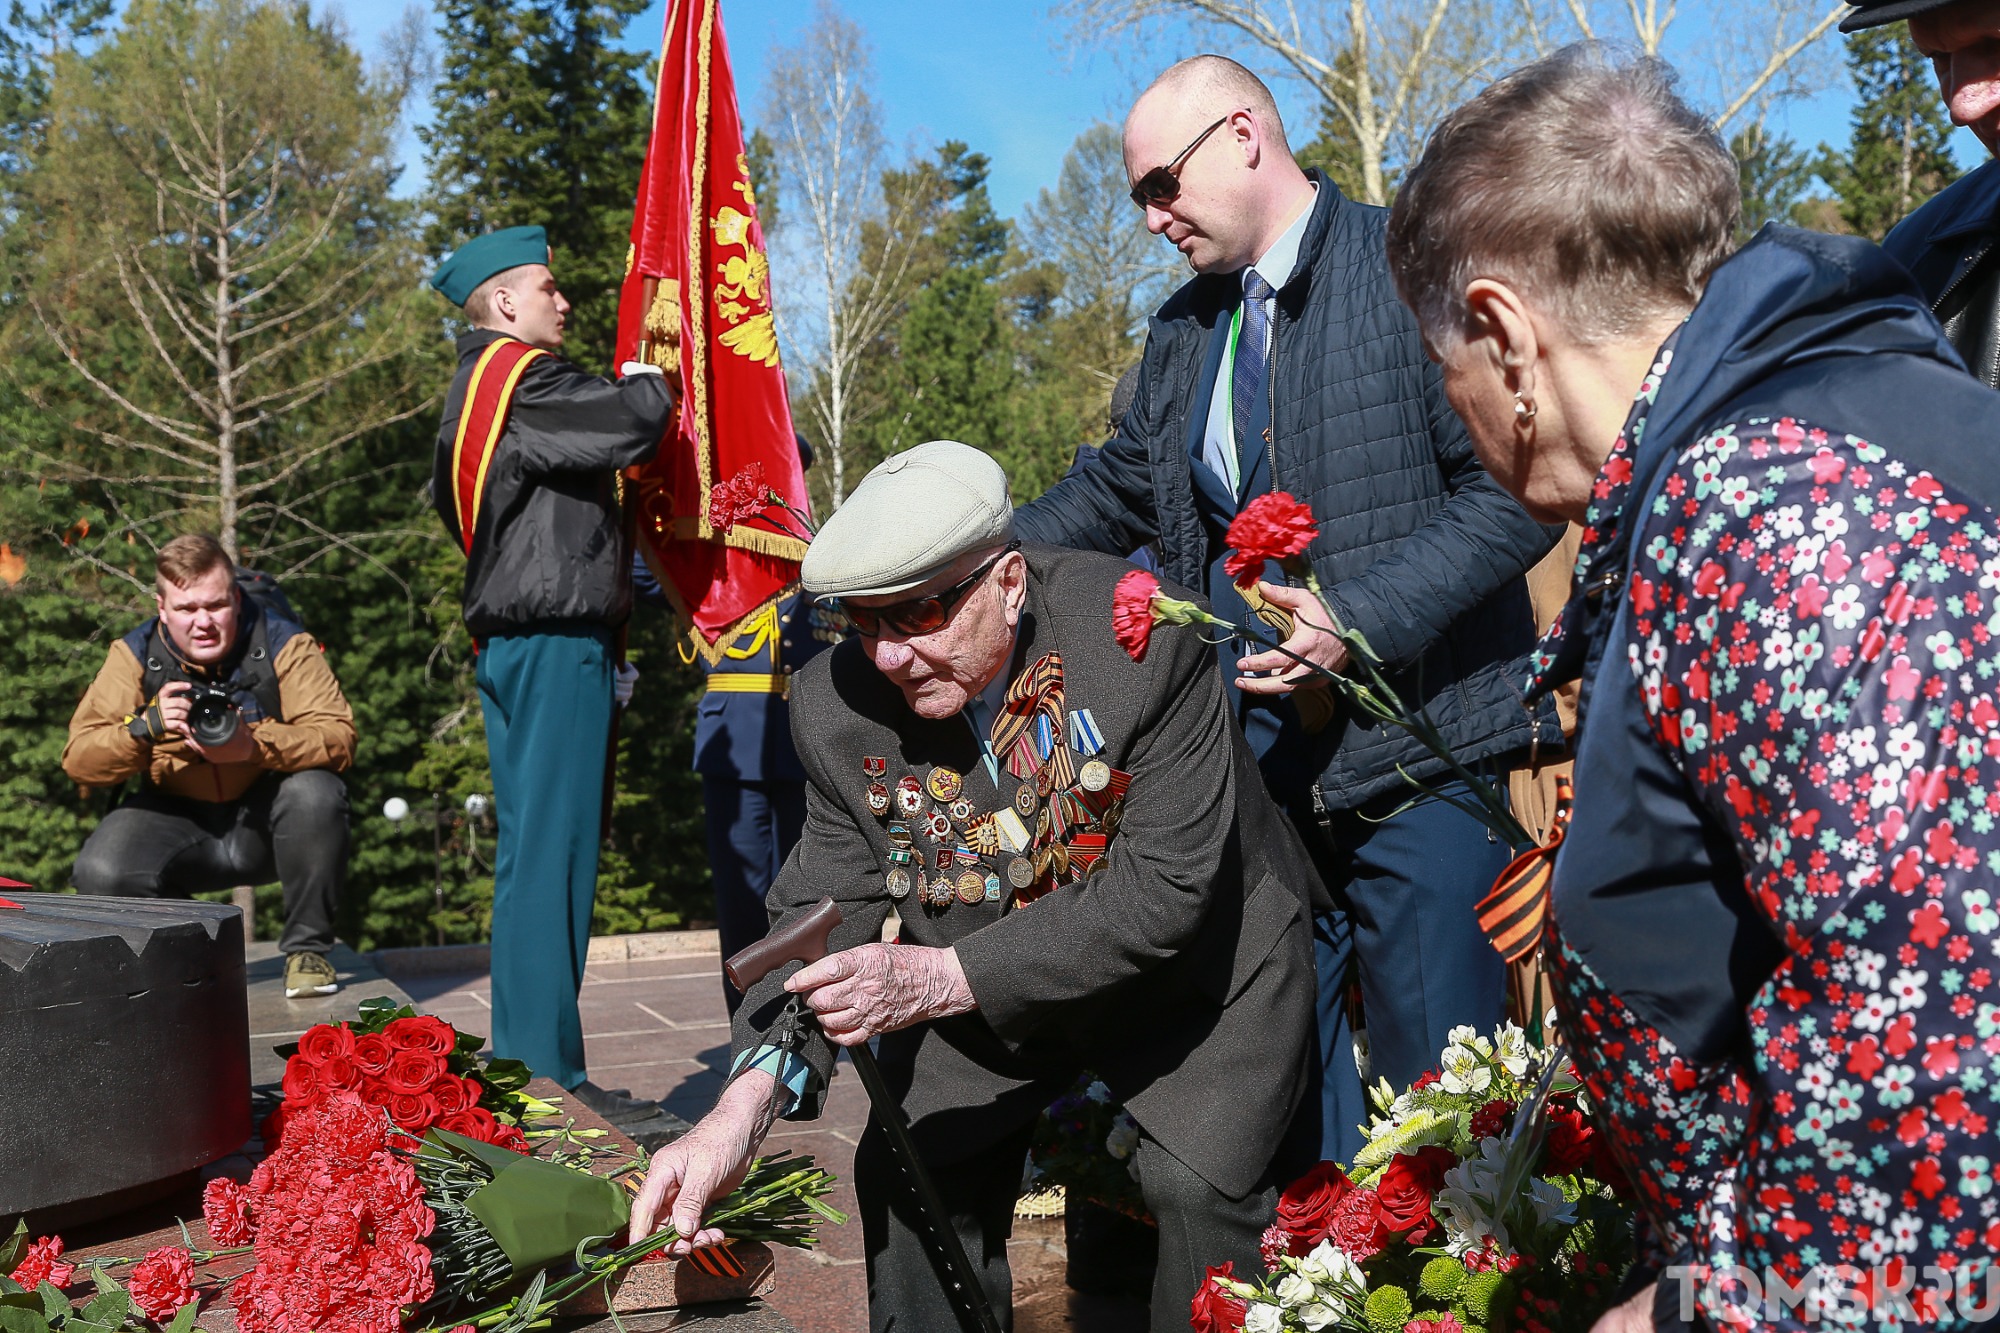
[62,534,356,998]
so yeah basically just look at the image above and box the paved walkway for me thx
[380,946,1147,1333]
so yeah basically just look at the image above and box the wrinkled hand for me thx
[628,1070,774,1255]
[1234,580,1347,695]
[1588,1287,1651,1333]
[614,661,640,707]
[618,360,665,378]
[786,943,975,1046]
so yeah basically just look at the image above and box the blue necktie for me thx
[1232,271,1275,467]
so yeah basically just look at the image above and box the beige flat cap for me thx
[802,441,1013,598]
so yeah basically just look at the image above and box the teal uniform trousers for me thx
[476,626,613,1089]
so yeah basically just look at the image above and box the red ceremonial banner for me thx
[616,0,809,642]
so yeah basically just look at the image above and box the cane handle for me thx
[725,896,843,992]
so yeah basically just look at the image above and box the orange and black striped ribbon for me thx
[684,1243,747,1278]
[449,338,549,554]
[989,652,1064,760]
[1474,775,1573,964]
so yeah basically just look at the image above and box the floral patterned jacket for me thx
[1533,230,2000,1329]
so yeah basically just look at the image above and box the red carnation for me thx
[1411,1069,1441,1090]
[1274,1161,1355,1246]
[706,462,770,531]
[383,1015,456,1057]
[202,1177,253,1248]
[1469,1098,1516,1141]
[10,1236,75,1289]
[1222,491,1317,588]
[1328,1186,1389,1260]
[1189,1262,1248,1333]
[129,1246,195,1322]
[1375,1145,1457,1239]
[1112,569,1161,662]
[1542,1104,1596,1176]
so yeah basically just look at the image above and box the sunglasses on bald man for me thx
[1127,111,1240,209]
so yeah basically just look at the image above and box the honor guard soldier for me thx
[429,226,680,1132]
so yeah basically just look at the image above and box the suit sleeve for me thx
[508,360,677,475]
[1318,358,1563,668]
[952,596,1239,1039]
[249,635,357,774]
[61,642,148,789]
[726,662,893,1121]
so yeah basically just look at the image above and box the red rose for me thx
[1543,1105,1595,1175]
[1328,1186,1389,1260]
[203,1177,253,1247]
[1222,492,1317,587]
[383,1015,457,1057]
[1189,1262,1247,1333]
[488,1124,530,1155]
[1274,1161,1355,1245]
[1376,1144,1458,1238]
[129,1245,195,1322]
[296,1022,354,1067]
[387,1092,440,1132]
[279,1055,320,1106]
[358,1078,394,1109]
[1112,569,1161,662]
[10,1236,76,1289]
[383,1047,446,1095]
[433,1073,480,1115]
[316,1055,362,1093]
[439,1106,499,1140]
[351,1032,393,1075]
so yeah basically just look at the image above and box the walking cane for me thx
[725,898,1005,1333]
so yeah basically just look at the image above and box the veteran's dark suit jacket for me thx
[731,544,1317,1197]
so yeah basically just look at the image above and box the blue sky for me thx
[337,0,1986,217]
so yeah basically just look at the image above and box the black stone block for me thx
[0,894,250,1220]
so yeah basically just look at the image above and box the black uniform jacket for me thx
[433,330,677,638]
[732,545,1318,1197]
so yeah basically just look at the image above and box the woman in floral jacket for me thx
[1383,46,2000,1331]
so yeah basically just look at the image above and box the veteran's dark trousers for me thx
[477,626,613,1091]
[858,1113,1272,1332]
[1299,779,1511,1165]
[71,769,347,955]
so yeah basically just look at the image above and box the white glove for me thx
[619,360,665,378]
[614,661,640,706]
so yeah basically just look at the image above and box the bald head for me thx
[1124,55,1314,274]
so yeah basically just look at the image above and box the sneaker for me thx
[569,1079,669,1125]
[284,951,340,998]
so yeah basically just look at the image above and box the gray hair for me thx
[1385,44,1739,348]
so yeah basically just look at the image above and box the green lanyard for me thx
[1216,301,1248,493]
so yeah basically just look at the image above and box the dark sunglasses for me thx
[1128,112,1235,209]
[840,542,1021,638]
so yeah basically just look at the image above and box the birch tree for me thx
[759,2,927,507]
[1064,0,1847,207]
[10,0,437,581]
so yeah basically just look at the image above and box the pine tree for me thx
[1826,25,1961,241]
[420,0,652,371]
[1733,123,1822,238]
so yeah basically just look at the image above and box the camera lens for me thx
[189,690,240,747]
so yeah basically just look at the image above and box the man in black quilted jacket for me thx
[1014,55,1562,1164]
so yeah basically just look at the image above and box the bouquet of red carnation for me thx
[1197,1024,1634,1333]
[267,998,533,1154]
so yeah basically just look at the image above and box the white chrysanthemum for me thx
[1439,1043,1493,1095]
[1275,1273,1316,1309]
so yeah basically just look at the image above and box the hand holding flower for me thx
[1234,580,1347,694]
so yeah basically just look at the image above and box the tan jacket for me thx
[63,633,356,803]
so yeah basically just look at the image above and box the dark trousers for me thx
[857,1116,1272,1332]
[71,769,347,955]
[701,775,807,1015]
[477,627,613,1091]
[1298,779,1511,1165]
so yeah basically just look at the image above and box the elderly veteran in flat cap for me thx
[631,440,1319,1331]
[428,226,681,1134]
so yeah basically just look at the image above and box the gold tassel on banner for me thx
[635,276,682,374]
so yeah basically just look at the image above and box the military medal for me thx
[1068,832,1108,874]
[887,821,913,846]
[1079,760,1111,792]
[983,873,1004,902]
[992,807,1031,853]
[968,817,1000,855]
[926,877,954,909]
[934,847,954,872]
[955,869,986,905]
[949,797,975,824]
[886,867,912,900]
[925,810,952,841]
[928,767,963,802]
[887,846,913,866]
[1032,714,1056,760]
[1013,783,1037,819]
[1102,801,1124,837]
[953,845,980,866]
[896,776,925,816]
[1068,709,1104,756]
[1006,856,1035,889]
[863,756,888,778]
[866,783,891,817]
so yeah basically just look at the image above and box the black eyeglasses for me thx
[840,542,1020,638]
[1128,112,1236,209]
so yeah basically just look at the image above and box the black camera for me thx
[184,684,241,747]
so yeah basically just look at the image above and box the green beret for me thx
[429,226,552,306]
